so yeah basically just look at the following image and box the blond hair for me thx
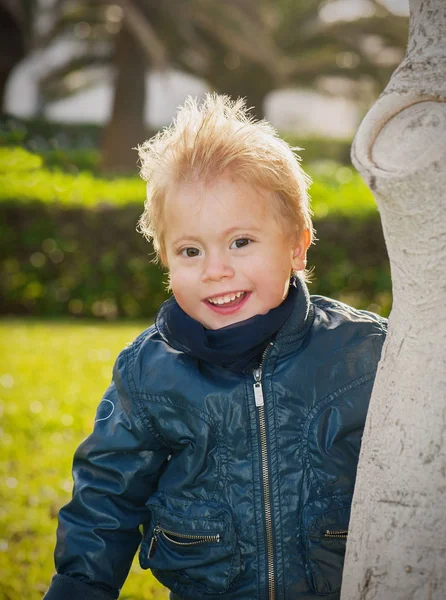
[137,93,314,267]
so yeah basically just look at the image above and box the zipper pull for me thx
[253,382,264,407]
[148,525,160,558]
[253,368,264,407]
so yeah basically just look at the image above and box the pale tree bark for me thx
[341,1,446,599]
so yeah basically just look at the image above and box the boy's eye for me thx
[181,247,201,257]
[231,238,251,249]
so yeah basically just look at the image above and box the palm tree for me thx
[184,0,409,123]
[38,0,408,171]
[38,0,282,171]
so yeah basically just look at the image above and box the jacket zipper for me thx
[148,524,220,558]
[324,529,348,539]
[253,342,275,600]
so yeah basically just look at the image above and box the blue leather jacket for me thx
[44,279,387,600]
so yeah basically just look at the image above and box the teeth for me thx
[208,291,245,305]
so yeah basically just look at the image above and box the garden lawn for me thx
[0,319,168,600]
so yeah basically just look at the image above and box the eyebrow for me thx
[170,225,262,246]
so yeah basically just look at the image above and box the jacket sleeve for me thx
[44,344,169,600]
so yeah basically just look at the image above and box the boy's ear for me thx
[291,229,311,271]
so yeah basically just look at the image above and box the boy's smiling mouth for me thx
[204,291,250,313]
[207,291,246,305]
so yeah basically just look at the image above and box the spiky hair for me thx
[137,93,314,265]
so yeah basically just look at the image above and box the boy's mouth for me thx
[205,291,250,313]
[207,291,246,306]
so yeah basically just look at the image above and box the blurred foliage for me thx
[0,114,105,173]
[39,0,408,112]
[0,319,168,600]
[39,0,284,170]
[0,114,102,149]
[0,145,43,171]
[38,0,282,105]
[0,148,143,205]
[0,146,377,215]
[199,0,408,120]
[284,132,353,166]
[1,114,356,173]
[32,0,408,170]
[1,146,391,319]
[38,147,101,172]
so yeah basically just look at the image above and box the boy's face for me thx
[163,171,309,330]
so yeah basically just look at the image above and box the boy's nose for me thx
[201,255,235,283]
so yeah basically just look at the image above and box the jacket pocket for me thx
[302,494,351,596]
[139,492,242,597]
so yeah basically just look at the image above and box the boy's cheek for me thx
[169,271,196,303]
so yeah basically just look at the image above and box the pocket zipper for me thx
[324,529,348,539]
[148,524,221,558]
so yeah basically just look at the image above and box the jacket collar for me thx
[155,276,313,368]
[275,275,314,345]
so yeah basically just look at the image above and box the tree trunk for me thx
[0,4,25,113]
[204,58,270,120]
[101,24,148,173]
[341,1,446,599]
[220,71,269,120]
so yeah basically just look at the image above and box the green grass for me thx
[0,319,168,600]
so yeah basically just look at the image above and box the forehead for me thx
[164,173,276,234]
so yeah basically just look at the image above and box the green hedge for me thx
[1,147,392,319]
[0,115,104,173]
[0,147,378,217]
[2,201,168,319]
[0,147,143,205]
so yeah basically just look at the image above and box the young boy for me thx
[44,94,387,600]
